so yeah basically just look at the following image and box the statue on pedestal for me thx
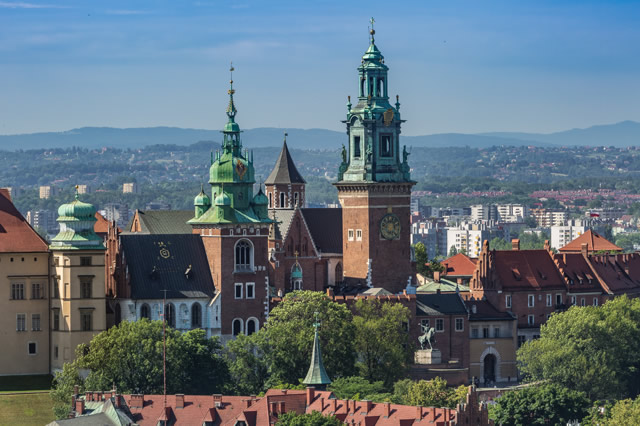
[418,326,436,351]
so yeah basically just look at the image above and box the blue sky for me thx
[1,0,639,136]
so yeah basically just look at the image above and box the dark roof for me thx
[128,210,194,234]
[301,208,342,254]
[416,293,467,316]
[465,300,515,321]
[120,234,215,299]
[264,141,306,185]
[0,188,49,252]
[271,209,296,242]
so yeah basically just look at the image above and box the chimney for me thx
[329,398,337,412]
[95,391,102,401]
[130,394,144,408]
[75,399,85,415]
[361,400,372,414]
[114,394,122,409]
[176,394,184,409]
[306,386,315,406]
[319,397,325,411]
[281,389,288,395]
[581,243,589,256]
[243,399,252,409]
[511,239,520,251]
[278,401,286,413]
[416,405,423,420]
[383,402,391,418]
[85,392,92,401]
[433,270,441,282]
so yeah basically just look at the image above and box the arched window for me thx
[164,303,176,328]
[280,192,285,208]
[294,192,299,207]
[114,303,121,325]
[335,263,343,283]
[246,318,259,335]
[140,304,150,320]
[191,303,202,329]
[235,239,253,272]
[232,318,243,336]
[378,78,385,97]
[360,77,365,97]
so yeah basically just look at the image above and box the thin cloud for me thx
[105,9,151,16]
[0,1,68,8]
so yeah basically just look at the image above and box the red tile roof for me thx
[93,212,111,235]
[559,229,622,253]
[492,250,565,291]
[0,188,48,253]
[554,253,604,293]
[586,253,640,295]
[442,253,477,277]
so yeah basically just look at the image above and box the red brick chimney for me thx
[328,398,337,412]
[75,399,85,415]
[383,402,391,418]
[306,386,315,406]
[581,243,589,256]
[511,239,520,251]
[433,270,441,282]
[361,400,372,414]
[416,405,423,419]
[213,394,222,407]
[176,394,184,409]
[129,394,144,408]
[243,399,252,409]
[114,394,122,409]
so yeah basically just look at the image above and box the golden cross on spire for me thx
[228,62,235,95]
[369,17,376,43]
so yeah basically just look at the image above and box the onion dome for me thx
[57,194,96,220]
[194,186,211,207]
[214,191,231,207]
[252,188,268,206]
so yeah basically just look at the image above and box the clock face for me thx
[380,214,401,240]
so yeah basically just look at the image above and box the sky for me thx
[0,0,639,136]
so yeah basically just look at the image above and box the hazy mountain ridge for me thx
[0,121,638,151]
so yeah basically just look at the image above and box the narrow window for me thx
[191,303,202,329]
[246,283,255,299]
[483,327,489,338]
[80,311,93,331]
[528,294,534,308]
[571,296,576,305]
[32,314,41,331]
[593,298,598,306]
[294,192,299,207]
[556,294,562,306]
[16,314,26,331]
[528,315,535,326]
[581,298,586,307]
[54,345,58,360]
[235,240,253,272]
[455,318,464,332]
[247,318,257,335]
[546,294,552,307]
[80,279,92,299]
[140,304,151,319]
[232,319,242,336]
[280,192,285,208]
[52,309,60,331]
[379,135,393,157]
[493,327,500,338]
[32,283,44,299]
[435,318,444,332]
[348,229,354,241]
[164,304,175,328]
[235,283,243,299]
[268,193,273,208]
[356,229,362,241]
[353,136,361,158]
[505,295,512,308]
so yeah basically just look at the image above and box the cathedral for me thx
[105,25,417,340]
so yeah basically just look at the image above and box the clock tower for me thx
[334,20,415,294]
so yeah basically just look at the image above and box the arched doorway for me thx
[484,354,496,384]
[335,263,343,284]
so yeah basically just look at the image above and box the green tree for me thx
[50,362,83,419]
[448,245,458,257]
[352,298,413,386]
[489,384,590,426]
[414,242,429,276]
[225,333,269,395]
[517,296,640,400]
[405,377,467,409]
[328,377,385,400]
[602,397,640,425]
[276,410,343,425]
[489,237,511,251]
[263,291,355,386]
[51,320,229,419]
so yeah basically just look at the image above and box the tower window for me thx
[280,192,285,208]
[378,78,385,97]
[140,304,151,319]
[164,303,176,328]
[294,192,299,207]
[232,318,243,336]
[380,134,393,157]
[191,303,202,329]
[353,136,361,158]
[235,240,253,272]
[246,318,258,335]
[268,192,273,208]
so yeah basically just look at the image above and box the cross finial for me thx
[369,17,376,43]
[74,184,79,200]
[228,62,235,95]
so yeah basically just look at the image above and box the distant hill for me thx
[0,120,638,150]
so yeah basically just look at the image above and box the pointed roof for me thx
[303,316,331,387]
[559,229,622,253]
[0,188,48,252]
[442,253,477,277]
[265,141,306,185]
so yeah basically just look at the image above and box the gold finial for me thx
[74,184,79,199]
[369,17,376,41]
[228,62,235,95]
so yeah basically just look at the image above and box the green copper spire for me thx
[303,312,331,389]
[50,188,104,251]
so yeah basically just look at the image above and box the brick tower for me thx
[264,135,306,209]
[334,21,415,294]
[188,67,273,339]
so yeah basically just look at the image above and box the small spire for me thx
[226,62,237,121]
[303,311,331,389]
[347,95,352,111]
[74,184,79,200]
[284,131,288,143]
[396,94,401,111]
[369,17,376,44]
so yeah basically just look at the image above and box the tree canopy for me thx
[276,411,343,425]
[489,384,590,426]
[517,296,640,401]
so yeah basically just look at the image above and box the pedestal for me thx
[414,349,441,365]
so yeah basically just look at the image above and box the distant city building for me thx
[550,220,587,250]
[496,204,529,223]
[5,187,22,198]
[411,219,448,259]
[470,204,498,222]
[410,195,420,215]
[122,182,138,194]
[101,203,130,228]
[76,184,90,194]
[585,208,624,222]
[26,209,58,234]
[39,185,54,199]
[145,200,171,210]
[530,208,568,228]
[447,223,491,258]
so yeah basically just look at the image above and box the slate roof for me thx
[271,209,296,241]
[559,229,622,253]
[416,293,467,316]
[442,253,477,277]
[120,234,215,299]
[265,141,306,185]
[300,208,342,254]
[0,188,49,253]
[465,300,515,321]
[128,210,194,234]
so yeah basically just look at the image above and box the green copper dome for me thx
[194,187,211,206]
[214,191,231,206]
[57,196,96,220]
[252,189,268,205]
[291,262,303,279]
